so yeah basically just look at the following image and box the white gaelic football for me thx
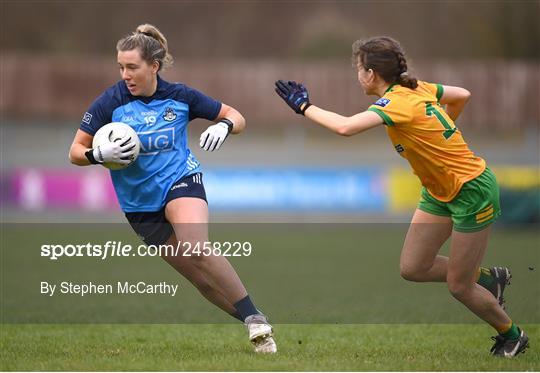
[92,122,141,170]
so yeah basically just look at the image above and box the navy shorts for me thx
[125,173,207,246]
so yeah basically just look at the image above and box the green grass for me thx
[1,324,538,371]
[2,224,539,370]
[3,225,539,324]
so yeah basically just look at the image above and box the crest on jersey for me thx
[374,98,391,107]
[163,107,177,121]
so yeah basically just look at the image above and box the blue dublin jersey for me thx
[80,75,221,212]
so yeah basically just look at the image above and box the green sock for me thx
[477,267,494,288]
[501,323,520,340]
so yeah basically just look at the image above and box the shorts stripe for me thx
[478,204,494,213]
[477,213,494,224]
[476,206,494,220]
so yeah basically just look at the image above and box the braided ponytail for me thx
[396,52,417,89]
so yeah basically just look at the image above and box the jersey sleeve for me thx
[367,94,413,126]
[423,82,444,102]
[184,86,222,121]
[79,91,115,135]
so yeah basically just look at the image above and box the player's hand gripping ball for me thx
[92,122,141,170]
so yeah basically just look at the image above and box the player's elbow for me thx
[233,113,246,134]
[68,148,77,165]
[445,87,471,104]
[441,86,472,105]
[68,153,82,166]
[336,125,354,137]
[460,88,471,103]
[68,147,85,166]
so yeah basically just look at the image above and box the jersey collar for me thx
[385,83,397,94]
[155,74,167,93]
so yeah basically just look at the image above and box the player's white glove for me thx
[199,119,234,151]
[92,135,137,165]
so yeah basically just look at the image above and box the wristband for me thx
[85,148,101,164]
[300,103,312,115]
[219,118,234,134]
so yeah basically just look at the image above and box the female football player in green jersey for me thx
[275,36,528,358]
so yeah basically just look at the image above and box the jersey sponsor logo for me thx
[163,107,177,122]
[394,144,405,153]
[137,128,175,155]
[141,110,158,116]
[82,112,93,124]
[122,116,134,122]
[374,98,391,107]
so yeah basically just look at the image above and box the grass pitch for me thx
[1,224,539,370]
[1,324,538,371]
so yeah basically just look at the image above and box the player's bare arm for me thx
[215,103,246,134]
[275,79,383,136]
[68,129,94,166]
[439,85,471,121]
[304,106,384,136]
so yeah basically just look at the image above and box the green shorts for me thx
[418,167,501,233]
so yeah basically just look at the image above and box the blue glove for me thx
[275,80,312,115]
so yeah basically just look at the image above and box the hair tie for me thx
[139,31,154,38]
[399,71,409,79]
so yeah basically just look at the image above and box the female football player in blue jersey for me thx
[68,24,276,353]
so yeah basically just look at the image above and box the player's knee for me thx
[187,251,208,265]
[447,279,472,300]
[400,263,428,282]
[400,266,420,281]
[400,265,413,281]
